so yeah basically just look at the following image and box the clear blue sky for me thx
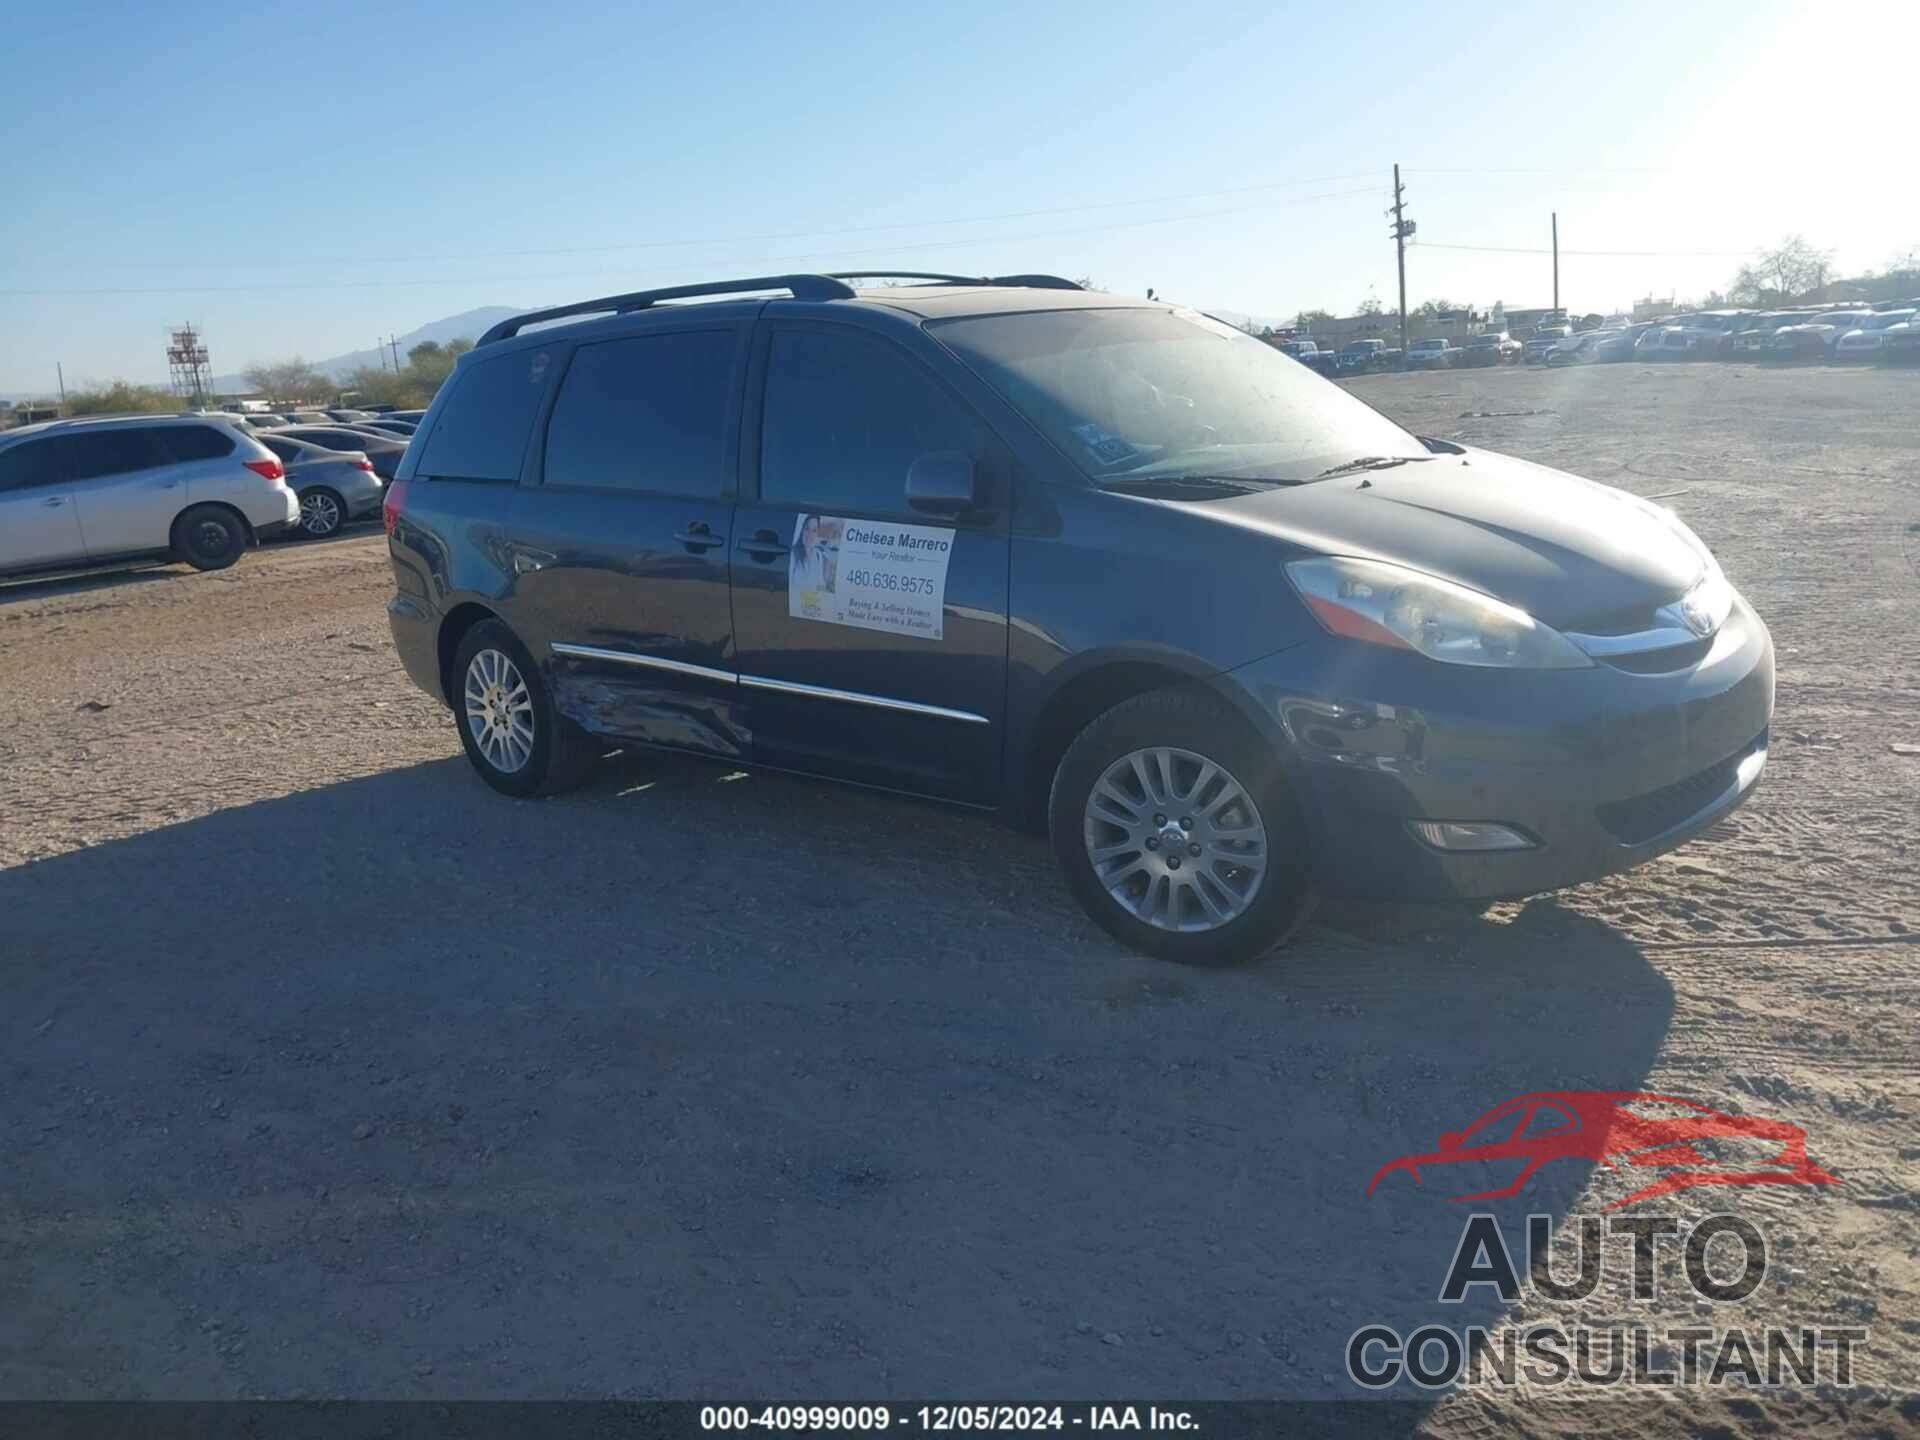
[3,0,1913,392]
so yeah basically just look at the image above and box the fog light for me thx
[1407,820,1536,852]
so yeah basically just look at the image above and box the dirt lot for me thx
[2,362,1916,1435]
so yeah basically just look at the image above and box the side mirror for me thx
[905,451,980,517]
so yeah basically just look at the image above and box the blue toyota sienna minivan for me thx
[384,272,1771,965]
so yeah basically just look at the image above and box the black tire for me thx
[296,487,346,540]
[450,620,595,797]
[171,504,248,571]
[1048,688,1314,966]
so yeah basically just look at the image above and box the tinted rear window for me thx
[60,428,166,481]
[284,430,365,452]
[154,425,236,462]
[542,330,734,498]
[0,437,63,492]
[417,348,551,481]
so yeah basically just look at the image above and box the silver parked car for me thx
[255,431,386,538]
[0,415,299,577]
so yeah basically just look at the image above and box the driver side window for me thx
[760,328,986,520]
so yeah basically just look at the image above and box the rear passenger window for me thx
[416,348,551,482]
[543,331,733,498]
[0,438,64,492]
[760,329,981,516]
[59,429,166,482]
[153,426,235,462]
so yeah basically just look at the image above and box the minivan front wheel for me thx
[1049,690,1312,965]
[452,621,594,797]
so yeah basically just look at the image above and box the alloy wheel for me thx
[1083,746,1268,932]
[299,491,342,537]
[464,648,536,774]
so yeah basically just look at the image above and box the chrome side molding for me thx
[551,644,990,725]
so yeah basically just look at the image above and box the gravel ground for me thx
[1,362,1915,1436]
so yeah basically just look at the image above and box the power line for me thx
[1403,166,1671,175]
[1416,241,1759,258]
[0,185,1387,298]
[25,171,1383,274]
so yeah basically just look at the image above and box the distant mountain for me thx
[211,305,523,391]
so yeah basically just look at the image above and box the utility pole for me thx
[378,340,389,373]
[1552,212,1560,312]
[56,362,67,409]
[1389,165,1414,360]
[389,335,402,372]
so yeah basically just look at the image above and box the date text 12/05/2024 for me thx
[700,1406,1199,1431]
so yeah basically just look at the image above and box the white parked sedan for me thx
[1834,308,1916,360]
[1405,338,1457,369]
[0,415,299,578]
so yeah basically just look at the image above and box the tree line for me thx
[47,338,477,417]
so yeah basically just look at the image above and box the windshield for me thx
[1412,340,1446,350]
[1867,311,1914,329]
[932,307,1425,484]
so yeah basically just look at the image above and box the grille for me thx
[1601,637,1714,674]
[1595,731,1766,846]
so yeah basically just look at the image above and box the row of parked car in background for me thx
[0,402,430,586]
[1273,298,1920,375]
[195,405,425,538]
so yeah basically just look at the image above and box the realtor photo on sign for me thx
[788,513,955,641]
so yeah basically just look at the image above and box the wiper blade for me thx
[1311,455,1435,480]
[1100,473,1297,496]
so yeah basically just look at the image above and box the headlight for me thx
[1286,556,1592,669]
[1611,494,1737,636]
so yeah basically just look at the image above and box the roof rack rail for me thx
[477,273,858,346]
[827,271,1085,291]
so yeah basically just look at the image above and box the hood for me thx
[1176,448,1706,630]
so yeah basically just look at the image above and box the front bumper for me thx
[1227,595,1775,901]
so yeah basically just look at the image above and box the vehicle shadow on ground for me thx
[2,749,1674,1405]
[0,562,180,606]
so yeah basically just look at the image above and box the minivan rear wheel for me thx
[1049,689,1312,965]
[452,620,595,797]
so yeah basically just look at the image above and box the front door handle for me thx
[735,528,788,562]
[42,496,66,507]
[673,523,724,552]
